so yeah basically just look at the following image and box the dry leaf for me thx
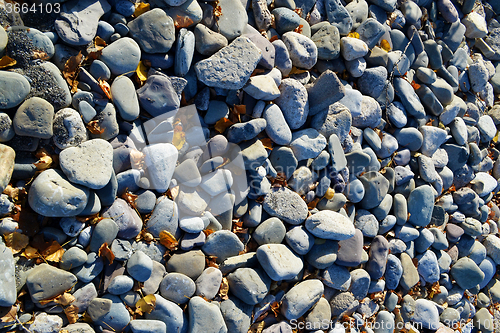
[347,31,360,38]
[233,105,246,115]
[203,229,216,237]
[260,138,273,150]
[214,117,234,133]
[22,245,39,259]
[428,282,441,299]
[94,36,107,50]
[380,39,391,52]
[172,124,186,150]
[33,155,53,171]
[135,295,156,315]
[121,192,138,208]
[4,232,29,254]
[41,241,65,262]
[62,51,83,94]
[136,61,148,85]
[270,301,280,317]
[173,15,195,28]
[54,293,76,306]
[206,256,219,268]
[410,80,421,90]
[86,120,105,135]
[64,305,79,324]
[99,79,112,99]
[294,24,304,34]
[0,56,16,69]
[159,230,178,250]
[219,277,229,300]
[0,306,17,323]
[289,66,308,75]
[98,243,115,264]
[134,2,150,17]
[248,321,266,333]
[130,149,145,170]
[2,185,19,202]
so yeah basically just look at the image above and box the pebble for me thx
[274,78,309,130]
[227,268,270,305]
[256,244,303,281]
[100,37,141,76]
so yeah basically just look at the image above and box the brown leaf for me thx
[159,230,178,251]
[260,138,273,150]
[54,293,76,306]
[173,15,195,28]
[40,241,65,262]
[4,232,29,254]
[32,50,49,60]
[64,305,79,324]
[98,243,115,264]
[86,120,105,134]
[0,56,16,69]
[2,185,19,202]
[270,301,280,317]
[206,256,219,268]
[62,51,83,94]
[94,36,107,50]
[33,155,53,171]
[0,306,17,323]
[135,295,156,316]
[203,229,216,237]
[214,117,234,134]
[219,277,229,300]
[233,104,246,115]
[121,192,138,208]
[248,321,266,333]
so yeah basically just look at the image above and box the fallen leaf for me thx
[269,35,279,42]
[214,5,222,18]
[248,321,266,333]
[203,229,216,237]
[428,281,441,299]
[54,293,76,306]
[260,138,273,150]
[0,306,16,323]
[380,39,391,52]
[135,295,156,316]
[270,301,280,317]
[98,243,115,264]
[493,131,499,143]
[173,15,195,28]
[289,66,308,75]
[206,255,219,268]
[2,185,19,202]
[62,51,83,94]
[214,117,234,133]
[33,155,53,171]
[410,80,421,90]
[159,230,178,250]
[94,36,107,50]
[172,125,186,150]
[347,31,360,38]
[64,305,79,324]
[98,79,112,99]
[136,61,148,85]
[219,277,229,300]
[233,104,246,115]
[294,24,304,34]
[22,245,39,259]
[41,241,65,262]
[4,232,29,254]
[0,56,16,69]
[86,120,105,135]
[121,191,138,208]
[133,2,150,17]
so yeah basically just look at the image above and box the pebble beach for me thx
[0,0,500,332]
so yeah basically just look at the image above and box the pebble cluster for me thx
[0,0,500,332]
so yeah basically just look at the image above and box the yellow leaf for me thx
[493,130,499,143]
[41,241,65,262]
[219,277,229,300]
[214,117,234,134]
[33,155,53,171]
[99,79,112,99]
[134,2,150,17]
[2,185,19,202]
[0,56,16,69]
[380,39,391,52]
[0,305,17,323]
[86,120,105,134]
[136,61,148,84]
[22,245,39,259]
[172,125,186,150]
[54,293,76,306]
[347,31,360,38]
[135,295,156,315]
[98,243,115,264]
[4,232,29,254]
[159,230,178,251]
[289,66,308,75]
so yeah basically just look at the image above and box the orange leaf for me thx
[64,305,79,324]
[410,80,421,90]
[98,79,112,99]
[0,56,16,69]
[94,36,107,50]
[133,2,150,17]
[289,66,308,75]
[4,232,29,254]
[159,230,178,251]
[62,51,83,94]
[0,306,17,323]
[380,39,391,52]
[135,295,156,316]
[203,229,216,237]
[86,120,105,134]
[22,245,39,259]
[41,241,65,262]
[233,105,246,115]
[260,138,273,150]
[98,243,115,264]
[214,118,234,133]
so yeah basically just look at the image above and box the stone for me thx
[26,263,77,303]
[111,76,140,121]
[202,230,244,263]
[274,78,309,130]
[188,296,227,333]
[407,185,434,227]
[0,245,15,307]
[281,279,324,320]
[305,210,355,240]
[227,268,271,305]
[256,244,303,281]
[52,108,88,149]
[99,37,141,76]
[127,8,175,54]
[282,32,318,69]
[137,74,180,117]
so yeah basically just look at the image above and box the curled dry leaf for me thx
[64,305,79,324]
[135,294,156,316]
[0,305,17,323]
[98,243,115,264]
[248,321,265,333]
[86,120,105,135]
[219,277,229,300]
[41,240,65,262]
[159,230,178,250]
[133,2,150,17]
[54,293,76,306]
[4,232,29,254]
[2,185,20,202]
[34,155,53,171]
[214,117,234,134]
[121,191,138,208]
[22,245,39,259]
[136,61,149,85]
[98,79,112,99]
[62,51,83,94]
[0,55,16,69]
[260,138,273,150]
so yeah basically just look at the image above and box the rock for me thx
[142,143,178,192]
[412,299,440,330]
[137,74,180,117]
[450,257,485,290]
[227,268,271,305]
[358,171,389,210]
[130,320,167,333]
[111,77,140,121]
[274,78,309,130]
[407,185,434,227]
[55,0,111,46]
[305,210,355,240]
[127,251,153,282]
[194,24,228,56]
[307,70,345,116]
[202,230,244,263]
[28,169,89,217]
[341,37,368,61]
[220,296,253,333]
[215,0,247,40]
[263,104,292,145]
[311,24,341,61]
[195,37,261,90]
[52,108,88,149]
[253,217,286,245]
[188,296,227,333]
[256,244,303,281]
[263,187,309,225]
[127,8,175,54]
[26,263,77,303]
[0,71,30,109]
[400,253,419,290]
[0,245,16,307]
[99,37,141,76]
[30,313,63,333]
[289,129,327,161]
[282,32,318,69]
[160,273,196,304]
[325,0,353,34]
[366,236,389,280]
[243,75,280,101]
[146,295,184,332]
[93,295,131,332]
[102,198,142,239]
[462,12,488,38]
[0,144,14,193]
[281,279,324,320]
[195,267,223,300]
[13,97,54,139]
